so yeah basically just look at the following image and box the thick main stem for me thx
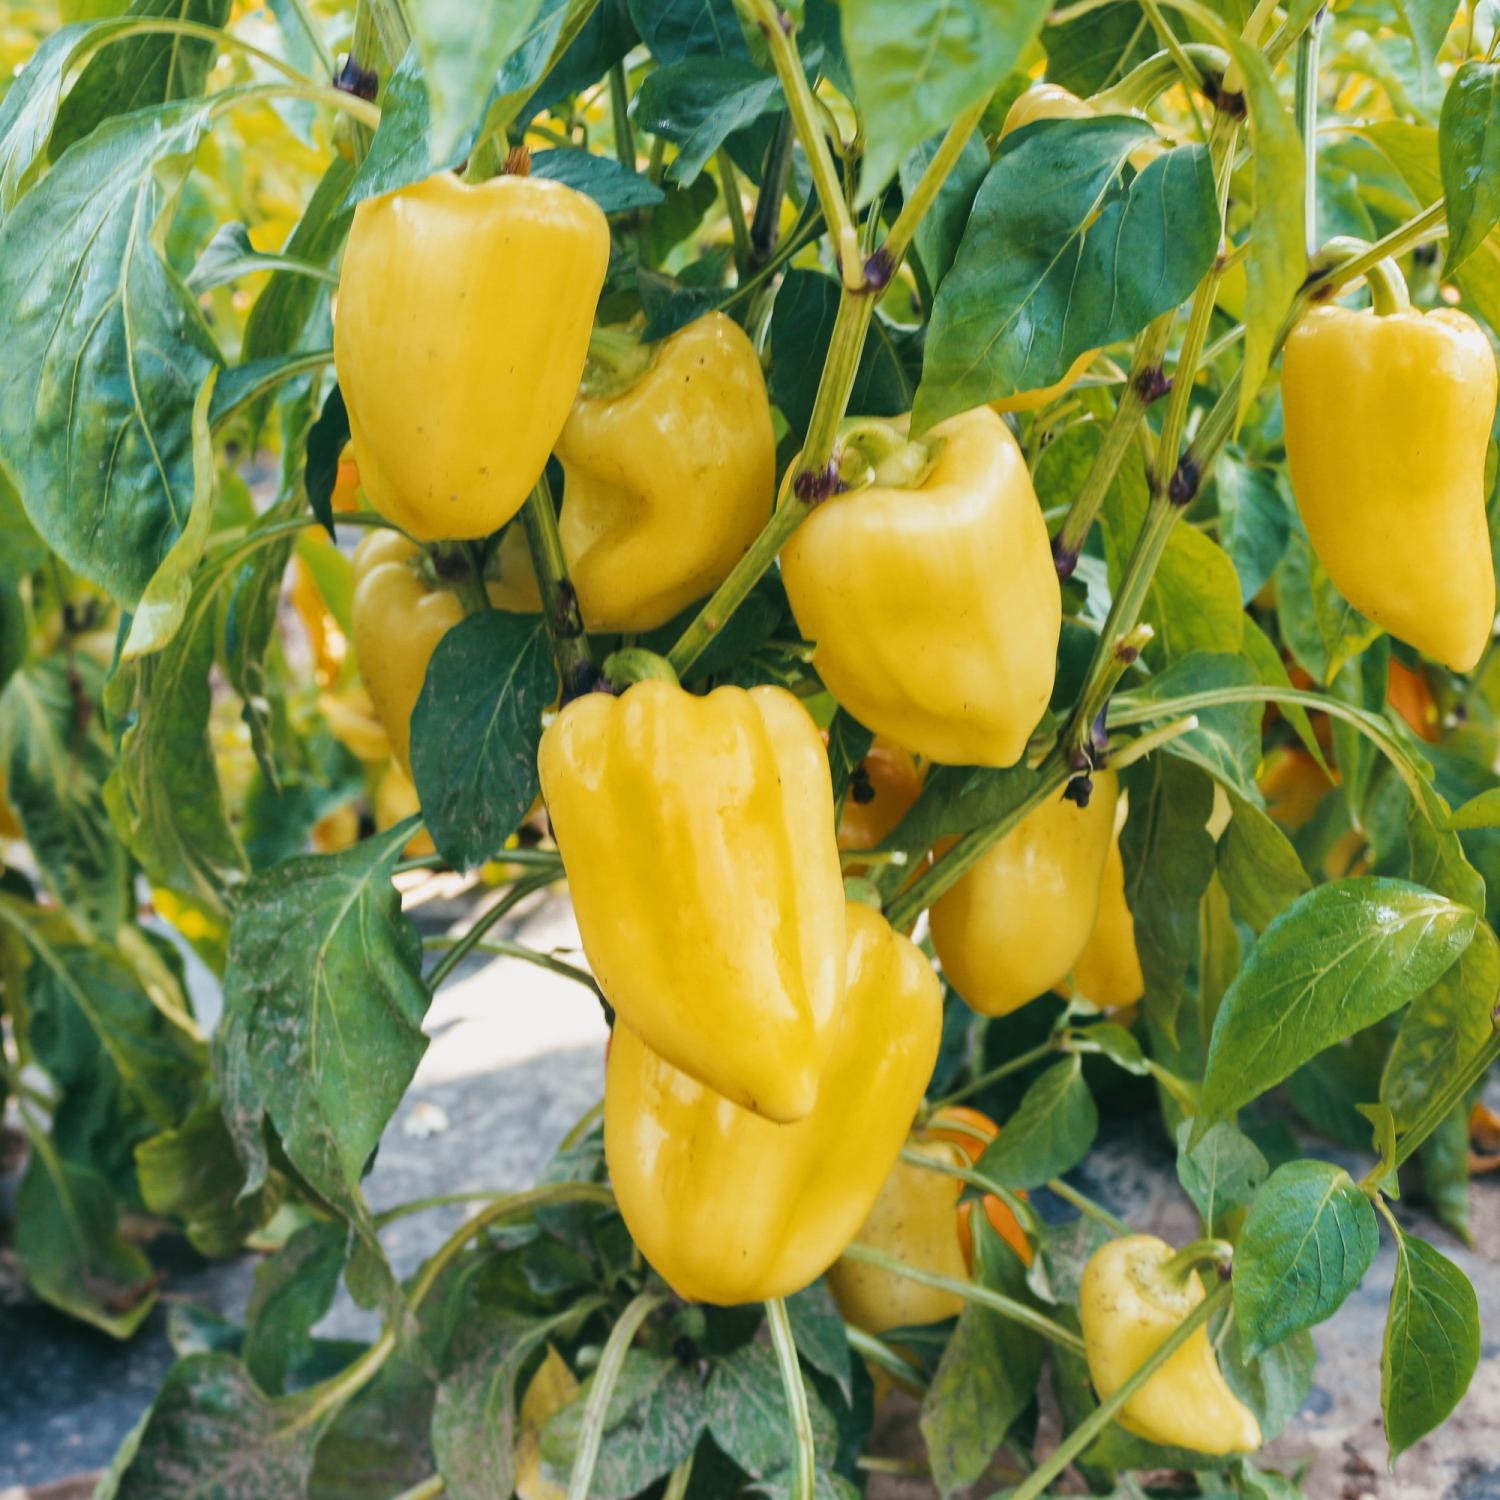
[766,1298,816,1499]
[521,476,595,701]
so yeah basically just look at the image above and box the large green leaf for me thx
[634,56,783,185]
[843,0,1050,198]
[1234,1159,1379,1357]
[1440,61,1500,274]
[1198,879,1476,1131]
[973,1055,1098,1190]
[916,124,1220,429]
[0,98,223,605]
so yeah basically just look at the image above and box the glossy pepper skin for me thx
[557,314,775,631]
[539,680,846,1123]
[1069,801,1145,1011]
[351,530,504,777]
[1282,303,1498,672]
[605,901,941,1304]
[829,1106,1030,1335]
[931,770,1118,1016]
[781,407,1060,767]
[1080,1236,1261,1455]
[335,172,609,542]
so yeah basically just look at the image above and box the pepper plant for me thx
[1,0,1499,1494]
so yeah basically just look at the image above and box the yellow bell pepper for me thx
[539,679,846,1123]
[781,406,1060,768]
[554,314,774,631]
[350,530,504,777]
[374,762,437,859]
[1281,303,1497,672]
[0,768,22,841]
[1068,797,1145,1011]
[931,770,1118,1016]
[829,1105,1030,1336]
[605,901,941,1304]
[335,170,609,542]
[1080,1235,1261,1455]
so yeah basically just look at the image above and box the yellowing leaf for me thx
[516,1345,580,1500]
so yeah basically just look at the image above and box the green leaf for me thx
[1439,61,1500,273]
[1274,525,1382,686]
[532,146,665,211]
[243,1222,348,1396]
[826,710,876,814]
[305,385,349,535]
[213,823,431,1215]
[0,658,132,940]
[916,126,1220,430]
[1120,756,1217,997]
[105,574,248,916]
[919,1225,1041,1495]
[1417,1104,1471,1243]
[1234,1159,1379,1356]
[1129,653,1261,797]
[1198,878,1476,1131]
[1445,786,1500,829]
[1382,1231,1480,1460]
[628,0,749,63]
[410,611,558,872]
[1218,1324,1316,1446]
[1218,789,1312,935]
[899,127,990,293]
[1381,923,1499,1129]
[412,0,548,159]
[186,221,341,294]
[542,1353,707,1498]
[844,0,1050,199]
[111,1352,329,1498]
[1392,0,1462,109]
[1041,3,1155,96]
[876,760,1038,854]
[306,1354,438,1499]
[1174,1118,1268,1235]
[786,1281,853,1405]
[122,370,219,660]
[0,98,224,605]
[974,1055,1098,1190]
[705,1340,839,1482]
[15,1145,158,1338]
[52,0,230,156]
[136,1099,277,1260]
[1242,614,1325,769]
[770,269,921,441]
[1214,453,1291,605]
[634,56,783,185]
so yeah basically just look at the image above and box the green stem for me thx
[1106,713,1200,771]
[78,17,319,88]
[1137,0,1207,90]
[844,1325,927,1390]
[730,0,861,288]
[666,289,875,679]
[929,1038,1063,1109]
[560,1097,605,1152]
[364,0,412,73]
[662,1457,695,1500]
[1161,1237,1235,1283]
[610,59,635,166]
[718,149,753,279]
[1295,12,1323,260]
[750,114,795,269]
[767,1297,817,1500]
[1051,311,1174,577]
[1094,43,1228,111]
[522,473,596,701]
[1008,1283,1231,1500]
[390,1478,445,1500]
[838,1244,1086,1352]
[1045,1177,1131,1237]
[287,1329,397,1433]
[898,1147,1038,1236]
[1393,1031,1500,1170]
[422,935,598,997]
[433,543,491,616]
[215,76,382,129]
[602,648,680,688]
[885,753,1073,930]
[567,1292,670,1500]
[425,873,556,990]
[878,92,992,275]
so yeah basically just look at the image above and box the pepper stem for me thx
[836,419,940,492]
[1093,42,1229,112]
[583,327,659,400]
[1160,1237,1235,1285]
[602,648,680,690]
[1312,235,1411,315]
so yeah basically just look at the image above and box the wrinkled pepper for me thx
[781,406,1060,767]
[829,1105,1030,1335]
[335,170,609,541]
[539,680,846,1123]
[1068,799,1145,1011]
[1080,1235,1261,1455]
[513,314,774,631]
[605,901,941,1304]
[1281,302,1497,672]
[351,531,503,777]
[931,770,1118,1016]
